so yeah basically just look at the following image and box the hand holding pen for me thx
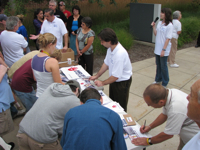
[140,120,151,133]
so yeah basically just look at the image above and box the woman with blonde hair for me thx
[32,33,64,98]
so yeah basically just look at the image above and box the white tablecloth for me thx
[60,65,151,150]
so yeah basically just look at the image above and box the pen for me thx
[143,120,146,130]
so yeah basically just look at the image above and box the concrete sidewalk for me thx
[3,46,200,150]
[99,46,200,150]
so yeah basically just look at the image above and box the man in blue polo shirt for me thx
[61,88,127,150]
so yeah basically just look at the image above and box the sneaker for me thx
[15,103,23,110]
[195,45,200,48]
[152,81,162,84]
[170,64,179,68]
[13,109,26,119]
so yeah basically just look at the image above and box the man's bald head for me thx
[143,84,167,104]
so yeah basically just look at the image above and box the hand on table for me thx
[94,80,104,87]
[89,75,98,81]
[131,137,148,146]
[140,125,151,133]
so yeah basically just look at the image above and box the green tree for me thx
[5,0,139,16]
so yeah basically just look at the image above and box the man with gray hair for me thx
[131,84,199,150]
[30,8,68,50]
[0,16,28,67]
[168,10,182,68]
[49,0,67,25]
[182,79,200,149]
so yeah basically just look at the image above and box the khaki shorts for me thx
[0,108,14,136]
[17,133,62,150]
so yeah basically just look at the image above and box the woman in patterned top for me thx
[76,17,95,75]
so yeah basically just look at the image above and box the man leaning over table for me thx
[182,79,200,149]
[61,88,127,150]
[17,80,80,150]
[132,84,199,150]
[89,28,132,112]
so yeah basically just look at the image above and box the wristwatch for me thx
[148,138,153,145]
[162,48,166,51]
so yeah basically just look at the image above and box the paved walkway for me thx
[3,46,200,150]
[99,46,200,150]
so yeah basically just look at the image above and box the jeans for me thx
[10,103,18,118]
[70,34,77,55]
[25,46,31,54]
[14,89,37,112]
[155,54,169,86]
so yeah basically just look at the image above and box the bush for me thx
[178,16,200,47]
[189,0,200,12]
[8,1,200,51]
[92,18,134,55]
[82,9,130,26]
[23,9,38,47]
[162,3,200,47]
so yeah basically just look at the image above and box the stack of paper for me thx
[103,101,124,113]
[60,65,90,80]
[99,91,112,105]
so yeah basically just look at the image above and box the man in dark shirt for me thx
[61,88,127,150]
[49,0,67,25]
[11,59,37,112]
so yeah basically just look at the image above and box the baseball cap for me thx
[66,80,81,91]
[59,1,65,6]
[0,14,7,21]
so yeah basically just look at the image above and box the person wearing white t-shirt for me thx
[168,11,182,68]
[0,16,28,67]
[89,28,132,112]
[30,8,68,50]
[132,84,199,150]
[182,79,200,149]
[151,8,173,87]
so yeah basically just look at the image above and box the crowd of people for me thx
[0,0,200,149]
